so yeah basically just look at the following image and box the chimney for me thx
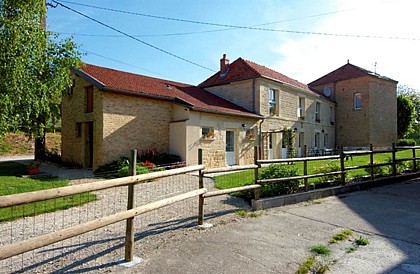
[220,54,229,75]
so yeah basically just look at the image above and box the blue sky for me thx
[47,0,420,89]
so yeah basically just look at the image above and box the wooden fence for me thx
[1,144,419,266]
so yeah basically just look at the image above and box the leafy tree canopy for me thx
[397,94,415,139]
[0,0,81,142]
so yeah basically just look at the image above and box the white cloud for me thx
[271,0,420,89]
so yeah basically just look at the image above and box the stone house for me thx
[200,54,336,159]
[61,55,397,169]
[308,61,398,148]
[61,64,260,169]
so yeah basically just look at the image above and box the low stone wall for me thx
[252,172,420,210]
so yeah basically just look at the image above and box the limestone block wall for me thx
[368,78,397,147]
[204,79,254,111]
[61,75,103,168]
[186,111,258,168]
[101,92,172,166]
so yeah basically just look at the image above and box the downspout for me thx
[259,118,265,159]
[252,78,256,112]
[333,81,337,149]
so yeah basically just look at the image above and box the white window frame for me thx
[268,89,277,116]
[298,97,305,119]
[354,93,362,110]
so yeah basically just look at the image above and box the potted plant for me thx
[27,162,40,175]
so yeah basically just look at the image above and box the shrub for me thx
[118,164,150,177]
[259,164,300,197]
[138,147,182,166]
[312,162,344,185]
[365,161,390,177]
[94,156,129,178]
[396,139,416,146]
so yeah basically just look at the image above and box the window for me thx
[268,89,277,116]
[354,93,362,110]
[86,86,94,113]
[298,97,305,119]
[201,127,214,139]
[315,102,321,122]
[314,132,320,148]
[329,106,334,125]
[245,129,255,140]
[324,133,329,148]
[65,79,75,96]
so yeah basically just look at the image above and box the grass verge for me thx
[0,161,96,223]
[214,149,414,192]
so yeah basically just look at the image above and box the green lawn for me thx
[0,162,96,222]
[214,149,416,190]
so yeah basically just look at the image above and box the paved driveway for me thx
[134,179,420,274]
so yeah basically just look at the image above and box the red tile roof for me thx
[308,62,398,87]
[199,57,310,91]
[76,64,260,119]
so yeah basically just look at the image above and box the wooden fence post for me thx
[369,144,374,180]
[340,145,346,185]
[412,147,417,172]
[198,149,204,225]
[392,143,397,176]
[303,145,308,191]
[253,146,260,201]
[125,149,137,262]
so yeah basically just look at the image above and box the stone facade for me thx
[310,76,397,148]
[62,72,259,169]
[204,76,335,160]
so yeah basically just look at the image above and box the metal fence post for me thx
[125,149,137,262]
[412,147,417,172]
[392,143,397,176]
[198,149,204,225]
[369,144,374,180]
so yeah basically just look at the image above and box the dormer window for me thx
[268,89,277,116]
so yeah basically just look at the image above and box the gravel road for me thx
[0,161,250,273]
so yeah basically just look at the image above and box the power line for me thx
[52,0,420,41]
[79,49,168,77]
[50,0,216,72]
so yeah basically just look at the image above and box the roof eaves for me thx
[190,107,261,119]
[72,67,106,90]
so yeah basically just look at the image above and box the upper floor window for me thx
[268,89,277,116]
[315,102,321,122]
[298,97,305,119]
[354,93,362,110]
[85,86,93,113]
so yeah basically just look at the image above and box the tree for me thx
[398,85,420,134]
[0,0,81,159]
[397,94,415,139]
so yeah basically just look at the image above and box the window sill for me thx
[201,137,215,141]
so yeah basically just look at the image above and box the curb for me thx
[252,172,420,210]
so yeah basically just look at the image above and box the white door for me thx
[226,130,236,166]
[268,134,274,159]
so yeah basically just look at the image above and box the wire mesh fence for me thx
[0,171,200,273]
